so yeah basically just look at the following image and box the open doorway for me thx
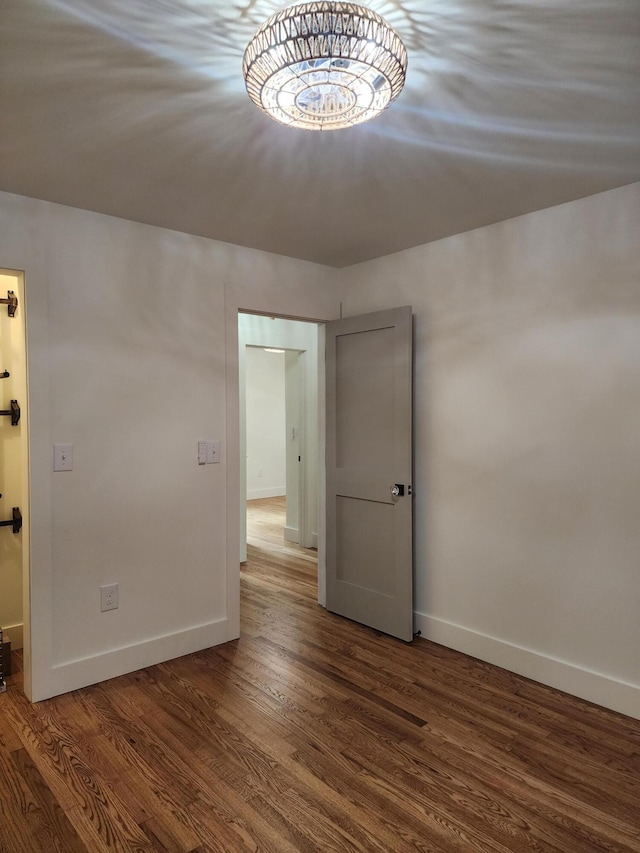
[225,298,330,643]
[238,313,321,559]
[238,313,321,602]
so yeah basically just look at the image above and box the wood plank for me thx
[11,748,87,853]
[0,795,43,853]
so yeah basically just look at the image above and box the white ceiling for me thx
[1,0,638,267]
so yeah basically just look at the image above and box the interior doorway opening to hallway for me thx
[238,313,323,604]
[245,497,318,611]
[229,303,413,647]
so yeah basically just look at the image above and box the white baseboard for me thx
[1,622,23,650]
[39,619,229,702]
[286,528,318,548]
[414,612,640,721]
[247,487,286,500]
[284,525,299,543]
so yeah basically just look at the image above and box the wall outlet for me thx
[100,583,118,612]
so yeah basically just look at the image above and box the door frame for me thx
[225,298,329,641]
[0,267,31,698]
[284,348,307,549]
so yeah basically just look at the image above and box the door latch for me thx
[390,484,413,498]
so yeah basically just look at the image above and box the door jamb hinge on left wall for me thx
[0,290,18,317]
[0,400,20,425]
[0,506,22,534]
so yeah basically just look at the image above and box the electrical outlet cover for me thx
[100,583,118,612]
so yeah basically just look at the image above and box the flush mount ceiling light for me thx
[243,2,407,131]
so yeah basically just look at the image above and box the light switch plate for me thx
[54,443,73,471]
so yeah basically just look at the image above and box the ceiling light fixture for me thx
[243,2,407,131]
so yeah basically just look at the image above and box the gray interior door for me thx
[326,306,413,642]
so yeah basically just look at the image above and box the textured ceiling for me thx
[1,0,639,267]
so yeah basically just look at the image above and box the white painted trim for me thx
[285,527,318,548]
[415,612,640,721]
[247,487,286,500]
[2,623,24,650]
[41,619,229,701]
[316,324,326,607]
[224,290,242,638]
[284,525,299,543]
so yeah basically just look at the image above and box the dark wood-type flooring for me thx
[0,495,639,851]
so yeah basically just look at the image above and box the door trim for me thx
[0,268,32,698]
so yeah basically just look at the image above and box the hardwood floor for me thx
[1,495,639,852]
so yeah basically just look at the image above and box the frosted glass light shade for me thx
[243,2,407,131]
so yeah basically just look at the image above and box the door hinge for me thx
[0,290,18,317]
[0,507,22,534]
[0,400,20,425]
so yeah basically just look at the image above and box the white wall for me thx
[340,182,640,718]
[0,270,27,650]
[245,347,286,499]
[0,190,340,701]
[3,181,637,718]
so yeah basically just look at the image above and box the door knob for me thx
[390,484,404,498]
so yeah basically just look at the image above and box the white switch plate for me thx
[54,443,73,471]
[206,440,220,464]
[199,440,220,464]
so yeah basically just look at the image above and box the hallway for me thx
[244,496,317,620]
